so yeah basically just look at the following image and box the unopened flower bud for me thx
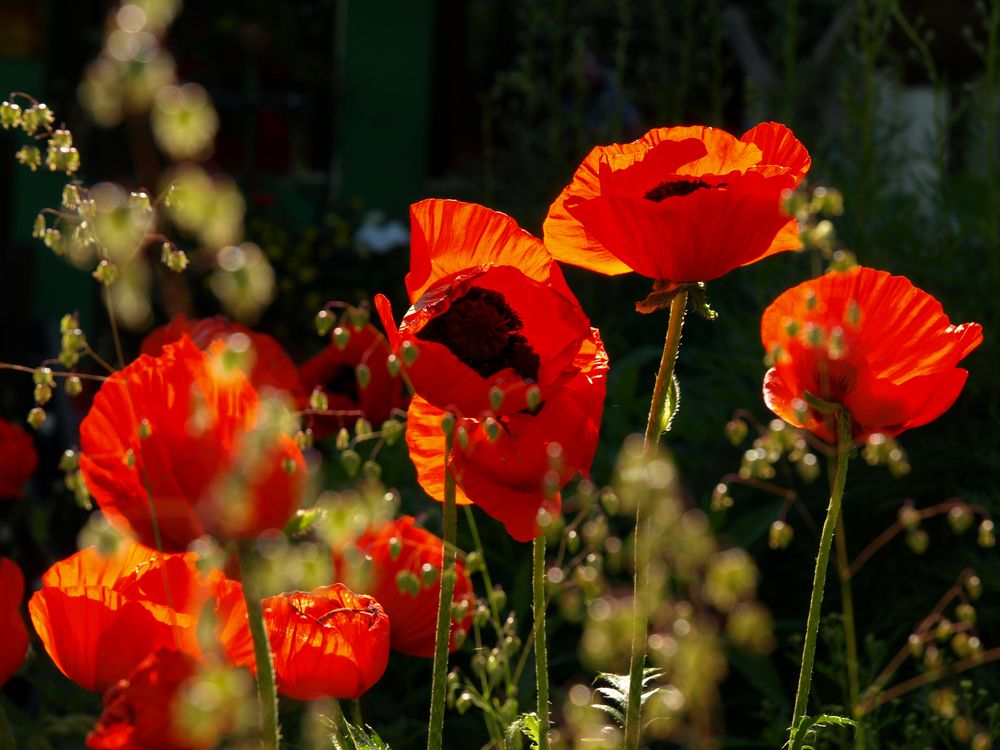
[314,310,335,336]
[966,575,982,600]
[906,528,929,554]
[400,339,419,366]
[948,505,974,534]
[332,326,350,350]
[395,570,420,596]
[769,520,794,549]
[978,520,995,548]
[898,502,921,530]
[92,259,119,286]
[724,418,748,445]
[483,418,501,444]
[15,145,41,170]
[388,536,402,560]
[308,388,329,412]
[380,419,403,446]
[525,385,541,411]
[348,305,369,331]
[32,213,46,239]
[955,603,976,625]
[361,460,381,479]
[27,407,46,429]
[340,449,361,477]
[294,429,313,450]
[488,386,505,412]
[58,449,79,473]
[385,354,401,377]
[335,428,350,450]
[355,363,371,390]
[0,101,21,129]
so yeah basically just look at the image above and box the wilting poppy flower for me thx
[141,314,301,396]
[232,584,389,701]
[543,122,810,293]
[0,558,29,686]
[375,200,608,541]
[79,336,306,550]
[0,418,38,499]
[299,323,410,439]
[87,649,214,750]
[338,516,474,658]
[761,266,983,443]
[28,542,242,692]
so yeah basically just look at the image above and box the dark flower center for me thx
[418,286,540,382]
[644,179,724,202]
[324,363,360,405]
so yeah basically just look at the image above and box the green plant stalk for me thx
[624,289,688,750]
[237,542,280,750]
[427,429,458,750]
[835,516,862,750]
[789,409,853,737]
[834,517,860,713]
[533,533,551,750]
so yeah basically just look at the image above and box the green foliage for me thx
[331,722,392,750]
[787,714,856,750]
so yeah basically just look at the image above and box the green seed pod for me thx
[64,375,83,397]
[314,309,335,336]
[332,326,351,350]
[340,449,361,477]
[380,419,402,446]
[355,363,372,390]
[308,388,329,412]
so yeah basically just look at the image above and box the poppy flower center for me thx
[324,364,360,405]
[418,287,540,382]
[644,179,723,202]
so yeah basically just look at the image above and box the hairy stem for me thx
[533,533,551,750]
[237,542,280,750]
[789,409,852,736]
[624,289,688,750]
[427,428,458,750]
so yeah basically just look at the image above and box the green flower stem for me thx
[624,289,688,750]
[237,542,280,750]
[533,533,551,750]
[427,428,458,750]
[789,408,853,738]
[834,516,861,713]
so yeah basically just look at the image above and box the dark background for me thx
[0,1,997,748]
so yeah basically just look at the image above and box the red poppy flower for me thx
[79,336,306,550]
[761,266,983,443]
[87,649,213,750]
[141,314,301,396]
[28,542,241,692]
[0,418,38,499]
[0,558,29,686]
[375,200,608,541]
[231,584,389,701]
[543,122,810,288]
[337,516,474,658]
[299,323,410,439]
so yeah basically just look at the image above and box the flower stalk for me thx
[789,408,853,737]
[533,532,551,750]
[624,288,688,750]
[427,424,458,750]
[237,542,280,750]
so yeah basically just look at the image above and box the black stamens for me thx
[644,179,723,202]
[418,287,540,382]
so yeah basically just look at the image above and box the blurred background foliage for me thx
[0,0,998,748]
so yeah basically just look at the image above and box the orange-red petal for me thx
[761,266,983,441]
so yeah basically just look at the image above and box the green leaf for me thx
[507,713,541,750]
[656,374,681,436]
[330,722,391,750]
[788,713,856,750]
